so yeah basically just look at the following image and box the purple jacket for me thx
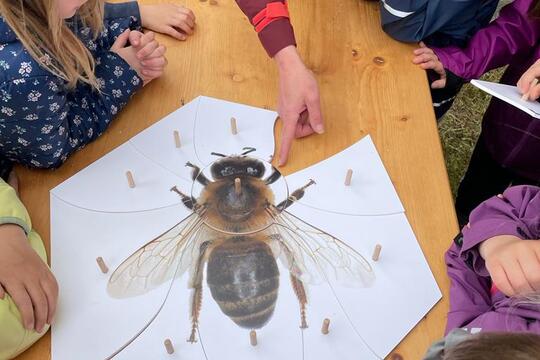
[445,185,540,334]
[433,0,540,181]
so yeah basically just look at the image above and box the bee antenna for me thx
[211,152,227,157]
[241,147,256,156]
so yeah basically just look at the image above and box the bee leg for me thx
[187,242,211,343]
[170,186,198,210]
[290,274,309,329]
[265,167,282,185]
[276,179,316,210]
[186,162,211,186]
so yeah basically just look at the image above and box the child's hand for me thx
[140,4,196,41]
[517,59,540,101]
[111,30,167,85]
[480,235,540,297]
[413,42,447,89]
[0,224,58,332]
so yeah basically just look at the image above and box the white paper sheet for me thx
[50,97,441,360]
[128,96,278,182]
[471,79,540,119]
[274,136,404,216]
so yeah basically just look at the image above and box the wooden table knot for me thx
[232,74,244,82]
[373,56,385,65]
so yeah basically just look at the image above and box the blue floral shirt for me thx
[0,2,143,168]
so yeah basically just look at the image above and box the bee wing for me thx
[267,209,375,288]
[107,211,212,298]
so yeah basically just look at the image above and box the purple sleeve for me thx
[432,0,540,80]
[235,0,296,57]
[460,185,540,276]
[445,243,492,333]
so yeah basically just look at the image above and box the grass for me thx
[437,68,504,197]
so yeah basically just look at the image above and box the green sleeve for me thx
[0,179,49,358]
[0,179,31,235]
[0,231,48,359]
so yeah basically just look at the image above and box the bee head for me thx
[210,148,266,180]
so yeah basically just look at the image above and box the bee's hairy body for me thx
[198,175,280,329]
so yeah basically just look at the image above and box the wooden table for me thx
[15,0,457,358]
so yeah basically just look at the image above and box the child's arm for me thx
[0,179,57,334]
[430,0,540,81]
[381,0,496,44]
[461,186,540,296]
[445,240,492,333]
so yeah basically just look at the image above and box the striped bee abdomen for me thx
[206,237,279,329]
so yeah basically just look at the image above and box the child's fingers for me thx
[141,69,164,78]
[143,45,167,59]
[419,41,426,48]
[6,283,34,330]
[27,284,48,332]
[128,30,143,47]
[42,275,58,324]
[110,29,131,52]
[141,57,168,68]
[413,47,433,56]
[136,31,155,50]
[137,40,160,59]
[174,17,195,35]
[419,60,438,70]
[519,251,540,292]
[431,79,447,89]
[412,53,435,64]
[178,6,196,22]
[488,262,515,296]
[165,27,187,41]
[529,83,540,101]
[0,284,5,299]
[176,12,195,29]
[506,260,534,294]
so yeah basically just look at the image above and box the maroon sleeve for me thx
[235,0,296,57]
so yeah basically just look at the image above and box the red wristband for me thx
[252,2,290,33]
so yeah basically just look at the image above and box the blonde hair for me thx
[0,0,104,89]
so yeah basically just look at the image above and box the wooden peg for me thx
[250,330,257,346]
[230,117,238,135]
[344,169,353,186]
[96,257,109,274]
[125,171,135,188]
[235,177,241,195]
[321,318,330,335]
[372,244,382,262]
[174,130,181,148]
[164,339,174,354]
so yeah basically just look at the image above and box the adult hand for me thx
[480,235,540,297]
[413,42,447,89]
[0,224,58,332]
[274,46,324,166]
[517,59,540,101]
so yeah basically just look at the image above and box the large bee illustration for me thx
[107,148,375,343]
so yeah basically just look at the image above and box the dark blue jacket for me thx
[381,0,500,47]
[0,2,143,168]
